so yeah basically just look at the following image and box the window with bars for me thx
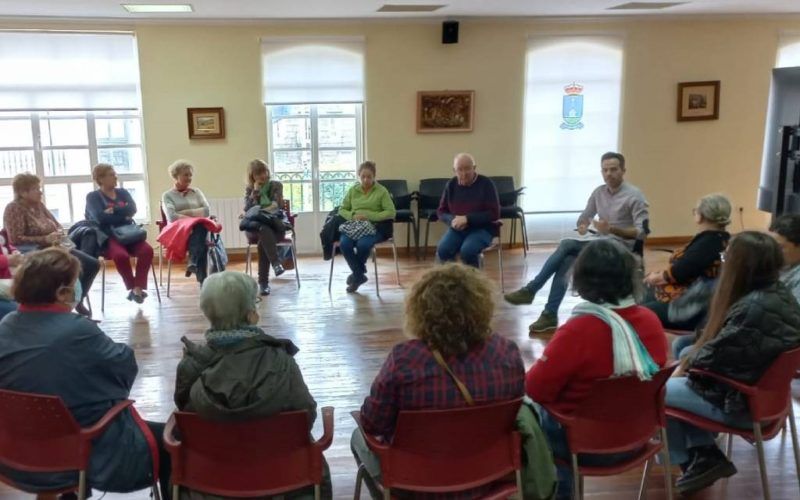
[267,102,362,213]
[0,109,148,224]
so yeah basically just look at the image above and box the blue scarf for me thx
[571,297,659,381]
[205,325,264,348]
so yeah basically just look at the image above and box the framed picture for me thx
[416,90,474,133]
[677,81,720,122]
[187,107,225,139]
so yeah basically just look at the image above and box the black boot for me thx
[676,445,737,495]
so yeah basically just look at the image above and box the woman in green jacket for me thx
[338,161,396,293]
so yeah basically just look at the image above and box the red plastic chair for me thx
[244,199,300,288]
[164,407,334,499]
[351,398,523,499]
[539,364,677,500]
[0,389,160,500]
[666,347,800,500]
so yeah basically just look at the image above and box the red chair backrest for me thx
[380,398,522,493]
[156,203,168,233]
[748,346,800,422]
[170,410,323,497]
[561,365,676,455]
[0,389,85,472]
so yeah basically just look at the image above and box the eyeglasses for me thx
[719,251,727,263]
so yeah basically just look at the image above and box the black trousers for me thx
[186,226,209,284]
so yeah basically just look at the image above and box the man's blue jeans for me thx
[340,233,382,278]
[523,239,588,315]
[665,377,752,465]
[436,227,492,268]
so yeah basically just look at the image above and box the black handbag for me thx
[111,223,147,246]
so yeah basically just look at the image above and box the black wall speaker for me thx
[442,21,459,44]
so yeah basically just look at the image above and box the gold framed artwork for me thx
[677,81,720,122]
[187,107,225,139]
[416,90,474,133]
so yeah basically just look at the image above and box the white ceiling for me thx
[0,0,797,20]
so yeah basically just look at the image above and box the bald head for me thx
[453,153,477,186]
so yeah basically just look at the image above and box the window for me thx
[0,110,146,223]
[262,38,365,213]
[521,35,624,241]
[0,31,147,223]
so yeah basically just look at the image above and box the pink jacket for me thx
[156,217,221,262]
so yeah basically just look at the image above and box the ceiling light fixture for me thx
[122,4,194,13]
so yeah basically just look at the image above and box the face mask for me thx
[62,279,82,309]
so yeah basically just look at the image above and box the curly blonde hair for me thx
[405,263,495,357]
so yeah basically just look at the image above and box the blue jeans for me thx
[536,403,637,499]
[665,378,752,465]
[672,336,695,360]
[436,228,492,268]
[340,233,382,278]
[524,239,587,315]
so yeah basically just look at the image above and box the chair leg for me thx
[515,469,524,499]
[245,244,252,276]
[100,258,106,312]
[172,485,179,500]
[725,433,733,459]
[78,470,87,500]
[292,240,300,289]
[354,463,365,500]
[166,260,172,298]
[151,264,161,304]
[406,221,411,256]
[637,458,652,500]
[314,484,321,500]
[152,483,161,500]
[510,216,516,248]
[423,219,431,260]
[571,454,581,500]
[753,422,771,500]
[498,245,505,293]
[328,247,335,294]
[383,487,391,500]
[373,247,380,296]
[391,240,400,286]
[660,428,674,499]
[789,402,800,495]
[158,245,163,284]
[520,213,529,257]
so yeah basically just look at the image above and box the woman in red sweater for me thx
[526,239,668,499]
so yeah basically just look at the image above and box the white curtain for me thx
[522,35,624,214]
[0,31,141,110]
[777,34,800,68]
[261,37,365,104]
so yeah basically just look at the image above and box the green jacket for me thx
[516,400,558,500]
[338,182,396,222]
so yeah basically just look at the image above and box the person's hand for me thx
[595,218,611,235]
[7,253,23,267]
[451,215,468,230]
[644,271,667,286]
[354,214,368,221]
[103,206,114,214]
[45,232,62,245]
[577,223,589,235]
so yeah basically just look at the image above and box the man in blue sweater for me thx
[435,153,500,268]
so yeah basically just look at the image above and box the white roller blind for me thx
[261,37,365,104]
[522,35,624,213]
[777,34,800,68]
[0,31,141,110]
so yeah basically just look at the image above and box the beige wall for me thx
[1,16,797,240]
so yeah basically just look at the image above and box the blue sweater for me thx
[85,188,138,233]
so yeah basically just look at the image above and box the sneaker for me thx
[346,274,369,293]
[504,288,535,305]
[273,263,285,277]
[185,264,197,278]
[259,283,271,296]
[676,445,737,496]
[529,311,558,335]
[346,274,355,285]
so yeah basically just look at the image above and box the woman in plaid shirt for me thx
[351,263,525,498]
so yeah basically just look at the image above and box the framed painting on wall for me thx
[416,90,474,133]
[677,81,720,122]
[187,107,226,139]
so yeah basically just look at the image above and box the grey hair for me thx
[453,152,476,167]
[199,271,258,330]
[168,159,194,180]
[697,193,732,228]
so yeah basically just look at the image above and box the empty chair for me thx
[490,176,529,256]
[164,408,334,499]
[415,177,450,260]
[351,399,523,499]
[379,179,418,257]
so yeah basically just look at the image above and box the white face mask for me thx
[59,280,82,309]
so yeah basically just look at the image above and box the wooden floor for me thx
[1,245,799,499]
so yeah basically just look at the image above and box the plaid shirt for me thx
[360,333,525,439]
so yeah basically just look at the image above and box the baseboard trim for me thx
[646,236,692,246]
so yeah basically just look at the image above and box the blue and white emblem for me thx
[560,83,584,130]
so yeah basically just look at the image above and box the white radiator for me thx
[207,197,249,249]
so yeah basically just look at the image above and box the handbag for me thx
[339,220,377,240]
[432,349,474,405]
[111,223,147,246]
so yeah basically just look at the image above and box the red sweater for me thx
[526,305,668,414]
